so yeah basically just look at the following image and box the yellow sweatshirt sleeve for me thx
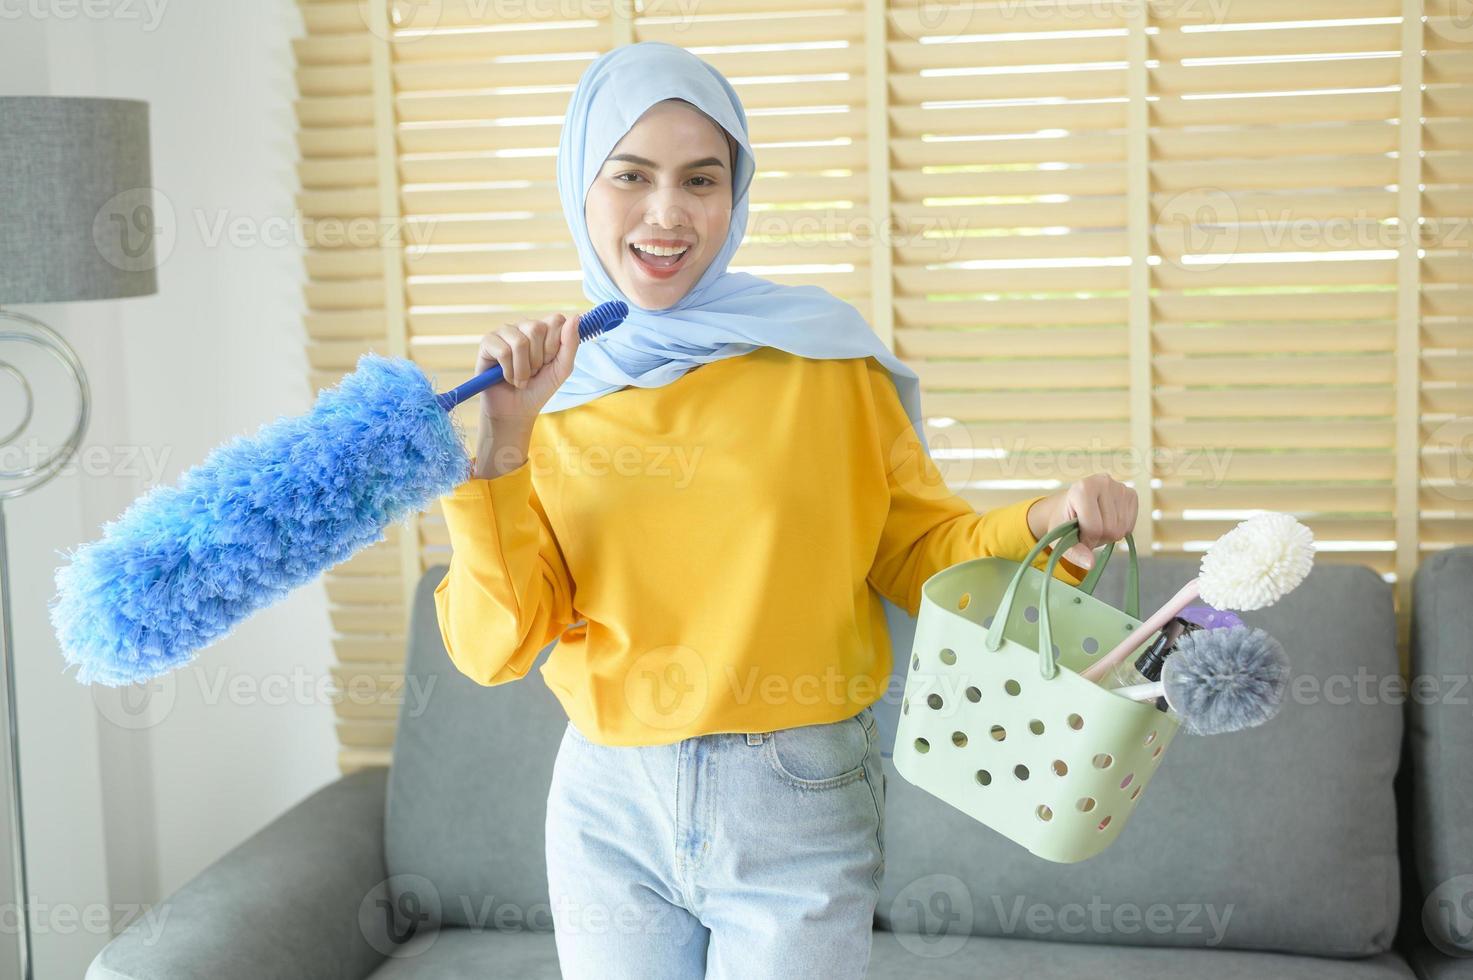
[433,456,577,686]
[863,361,1087,616]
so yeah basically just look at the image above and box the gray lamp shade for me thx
[0,97,158,305]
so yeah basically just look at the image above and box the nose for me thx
[643,184,692,230]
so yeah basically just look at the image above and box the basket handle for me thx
[983,520,1140,679]
[1079,537,1140,619]
[1005,518,1140,617]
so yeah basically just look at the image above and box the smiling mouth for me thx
[628,242,692,275]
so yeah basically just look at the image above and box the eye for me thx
[689,175,716,187]
[613,172,645,184]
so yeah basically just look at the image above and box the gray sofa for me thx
[88,548,1473,978]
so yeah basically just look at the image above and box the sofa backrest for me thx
[383,564,564,931]
[1407,546,1473,958]
[875,554,1403,958]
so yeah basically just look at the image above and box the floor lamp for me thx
[0,96,157,980]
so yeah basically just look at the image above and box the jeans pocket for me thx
[764,710,870,790]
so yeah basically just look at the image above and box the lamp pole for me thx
[0,306,90,980]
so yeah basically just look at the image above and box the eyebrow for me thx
[605,153,727,170]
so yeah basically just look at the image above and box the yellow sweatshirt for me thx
[434,346,1086,746]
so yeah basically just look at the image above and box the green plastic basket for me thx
[893,520,1180,863]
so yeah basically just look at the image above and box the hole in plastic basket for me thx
[1098,815,1112,831]
[1082,636,1099,655]
[1004,679,1021,696]
[912,654,919,671]
[903,699,909,715]
[1131,785,1142,801]
[976,769,992,786]
[915,738,930,753]
[1092,753,1114,769]
[1051,760,1069,776]
[1077,797,1096,813]
[927,693,943,710]
[1036,804,1053,822]
[1014,764,1030,781]
[1144,729,1157,745]
[951,731,968,748]
[940,648,957,666]
[1067,713,1084,731]
[965,686,981,702]
[1024,605,1038,623]
[1028,719,1045,735]
[1120,772,1134,789]
[958,593,971,610]
[1152,745,1164,760]
[990,725,1007,742]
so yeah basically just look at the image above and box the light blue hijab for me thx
[546,40,930,458]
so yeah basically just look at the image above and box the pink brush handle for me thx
[1081,579,1201,682]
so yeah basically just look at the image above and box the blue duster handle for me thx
[434,300,629,412]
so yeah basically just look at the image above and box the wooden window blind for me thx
[294,0,1471,773]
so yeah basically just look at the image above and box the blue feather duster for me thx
[50,301,627,686]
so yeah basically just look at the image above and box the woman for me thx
[435,41,1137,979]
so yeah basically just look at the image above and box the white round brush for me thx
[1081,512,1315,684]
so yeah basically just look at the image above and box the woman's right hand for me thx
[475,312,582,426]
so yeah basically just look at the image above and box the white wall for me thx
[1,2,339,976]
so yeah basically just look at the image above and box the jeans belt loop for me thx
[746,732,764,745]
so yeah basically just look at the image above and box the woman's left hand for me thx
[1025,474,1139,571]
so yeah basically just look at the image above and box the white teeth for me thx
[632,243,690,257]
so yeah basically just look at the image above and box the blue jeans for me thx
[544,704,887,979]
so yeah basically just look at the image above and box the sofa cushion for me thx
[868,930,1416,979]
[384,564,564,929]
[359,923,1420,980]
[877,555,1402,957]
[365,927,562,978]
[1406,935,1473,980]
[1408,546,1473,958]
